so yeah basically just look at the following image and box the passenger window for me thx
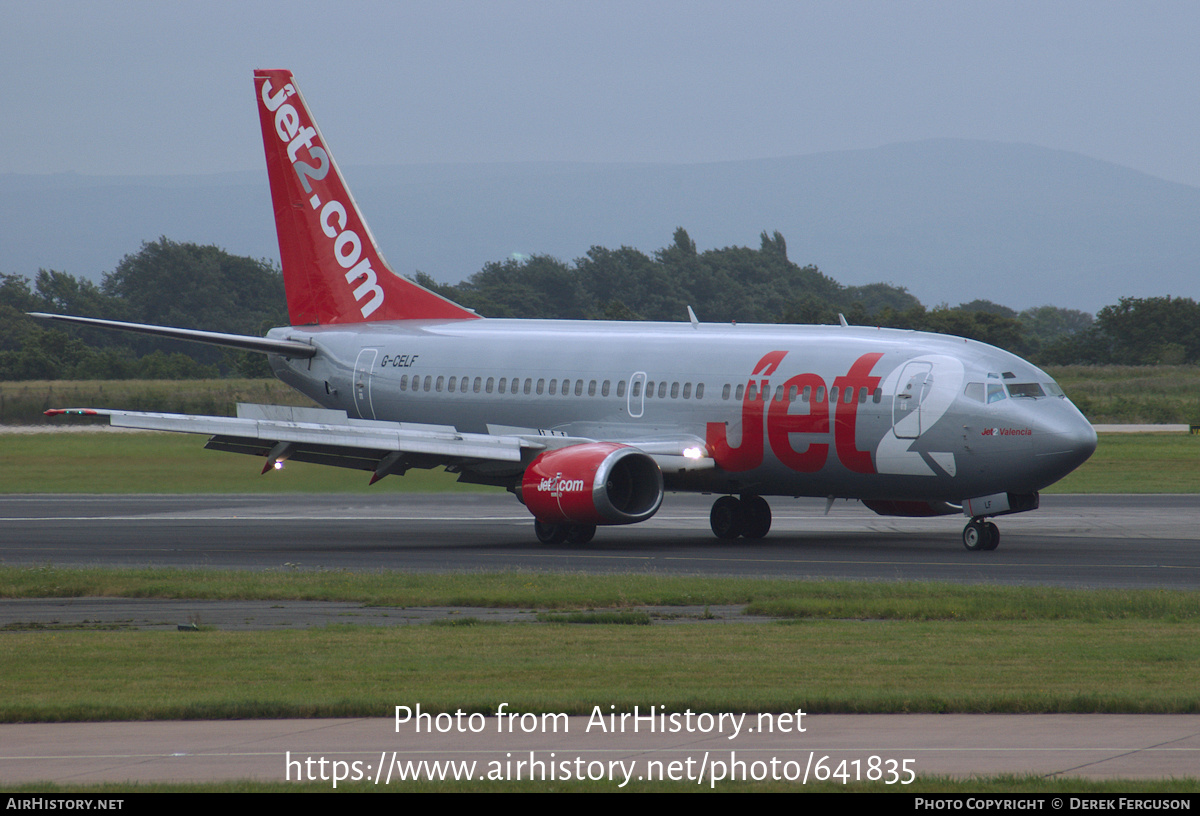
[858,387,867,403]
[872,388,882,404]
[524,378,532,395]
[576,380,584,397]
[474,377,482,393]
[536,379,545,395]
[646,380,654,398]
[617,380,626,398]
[830,386,839,404]
[632,381,642,398]
[815,386,825,403]
[735,384,745,400]
[588,380,597,397]
[435,376,444,392]
[399,375,408,391]
[423,375,432,392]
[486,377,494,394]
[498,377,507,394]
[747,383,757,401]
[548,380,557,396]
[802,385,811,402]
[602,380,610,397]
[447,376,456,393]
[696,383,704,399]
[682,383,692,399]
[671,382,680,399]
[722,384,731,400]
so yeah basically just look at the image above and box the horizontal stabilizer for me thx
[28,313,317,358]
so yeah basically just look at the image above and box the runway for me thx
[2,493,1198,588]
[4,492,1199,788]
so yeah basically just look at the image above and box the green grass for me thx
[2,569,1200,721]
[2,430,1196,493]
[0,432,475,493]
[1047,364,1200,424]
[3,620,1198,721]
[5,567,1200,620]
[1043,432,1200,493]
[0,378,317,425]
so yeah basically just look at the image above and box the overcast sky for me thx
[4,0,1200,187]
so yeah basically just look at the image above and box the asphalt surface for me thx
[2,493,1198,588]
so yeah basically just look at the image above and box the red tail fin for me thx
[254,69,478,325]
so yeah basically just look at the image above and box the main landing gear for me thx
[962,518,999,551]
[533,519,597,545]
[709,494,772,540]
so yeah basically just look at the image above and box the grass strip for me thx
[5,567,1200,620]
[3,620,1199,721]
[2,431,1196,493]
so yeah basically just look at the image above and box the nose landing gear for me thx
[962,518,999,551]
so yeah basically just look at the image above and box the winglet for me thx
[255,70,479,326]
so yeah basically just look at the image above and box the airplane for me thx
[34,69,1098,551]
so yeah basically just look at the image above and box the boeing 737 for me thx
[36,69,1098,551]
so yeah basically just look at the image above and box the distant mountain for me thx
[3,139,1197,313]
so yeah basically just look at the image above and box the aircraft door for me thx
[627,371,646,418]
[354,347,379,420]
[892,361,932,439]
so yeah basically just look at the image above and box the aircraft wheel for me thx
[565,524,597,545]
[534,519,569,545]
[983,521,1000,551]
[710,496,745,539]
[740,494,772,539]
[962,519,990,551]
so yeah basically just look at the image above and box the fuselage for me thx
[267,317,1097,504]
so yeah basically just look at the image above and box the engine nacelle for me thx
[521,442,663,525]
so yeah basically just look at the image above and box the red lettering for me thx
[832,352,884,474]
[706,350,885,475]
[767,373,828,472]
[706,350,784,471]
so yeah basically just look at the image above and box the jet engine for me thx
[520,442,663,525]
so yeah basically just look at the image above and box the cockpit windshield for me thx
[1006,382,1045,399]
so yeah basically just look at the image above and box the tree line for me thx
[1,231,1196,381]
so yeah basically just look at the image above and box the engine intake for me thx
[521,442,663,525]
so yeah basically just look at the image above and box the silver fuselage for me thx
[267,317,1097,502]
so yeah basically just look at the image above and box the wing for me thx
[46,403,715,485]
[48,403,539,484]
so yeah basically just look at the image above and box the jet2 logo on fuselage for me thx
[706,351,884,474]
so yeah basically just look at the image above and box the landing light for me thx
[273,460,285,470]
[683,446,704,460]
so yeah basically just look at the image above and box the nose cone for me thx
[1034,407,1098,488]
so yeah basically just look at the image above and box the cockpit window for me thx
[1007,383,1045,398]
[1044,382,1065,398]
[964,382,985,403]
[987,384,1007,403]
